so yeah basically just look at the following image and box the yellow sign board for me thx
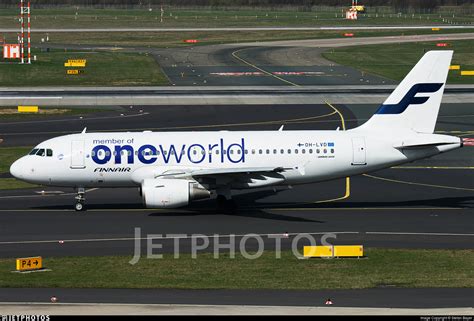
[432,27,441,31]
[449,65,460,70]
[304,245,364,258]
[64,59,86,67]
[67,69,80,75]
[16,256,42,271]
[303,246,333,258]
[18,106,39,113]
[333,245,364,258]
[461,71,474,76]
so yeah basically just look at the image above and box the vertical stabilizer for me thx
[358,50,453,134]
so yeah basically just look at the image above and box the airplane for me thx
[10,50,462,211]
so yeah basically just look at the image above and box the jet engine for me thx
[141,178,210,208]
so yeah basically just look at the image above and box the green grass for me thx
[322,40,474,84]
[0,50,168,86]
[0,147,37,189]
[0,146,31,173]
[1,249,472,289]
[0,8,472,28]
[0,147,38,189]
[0,106,109,120]
[0,178,37,190]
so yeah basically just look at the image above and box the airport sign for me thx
[18,106,39,113]
[16,256,43,271]
[67,69,83,75]
[65,59,87,67]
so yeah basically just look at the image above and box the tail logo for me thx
[376,83,443,115]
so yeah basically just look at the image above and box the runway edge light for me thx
[16,256,43,271]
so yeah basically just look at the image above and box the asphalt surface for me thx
[25,33,474,87]
[0,103,473,258]
[155,33,474,86]
[1,288,472,308]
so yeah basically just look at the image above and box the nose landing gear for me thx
[75,187,86,211]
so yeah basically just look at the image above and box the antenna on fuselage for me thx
[278,125,284,131]
[81,127,87,134]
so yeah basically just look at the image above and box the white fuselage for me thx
[10,129,461,189]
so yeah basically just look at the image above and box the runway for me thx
[1,288,473,308]
[0,103,473,258]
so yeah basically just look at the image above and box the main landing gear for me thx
[75,187,86,211]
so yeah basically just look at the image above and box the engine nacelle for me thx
[141,178,210,208]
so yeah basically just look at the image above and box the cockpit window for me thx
[36,149,45,156]
[46,149,53,157]
[29,148,39,155]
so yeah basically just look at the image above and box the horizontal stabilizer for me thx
[393,136,461,149]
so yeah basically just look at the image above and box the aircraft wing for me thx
[190,166,286,177]
[131,165,291,184]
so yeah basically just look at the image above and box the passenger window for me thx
[309,149,313,154]
[280,149,284,154]
[266,149,270,154]
[273,149,277,154]
[287,149,291,154]
[46,149,53,157]
[36,149,45,157]
[295,149,298,154]
[302,149,306,154]
[259,150,262,154]
[29,148,39,155]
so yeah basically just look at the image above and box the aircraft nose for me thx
[10,158,24,179]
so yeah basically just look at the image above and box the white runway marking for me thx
[0,188,98,199]
[0,231,359,245]
[0,96,63,99]
[1,231,473,246]
[366,232,474,237]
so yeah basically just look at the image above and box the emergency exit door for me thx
[351,137,367,165]
[70,140,86,169]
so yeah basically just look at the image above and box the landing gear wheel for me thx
[75,201,85,212]
[74,187,86,211]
